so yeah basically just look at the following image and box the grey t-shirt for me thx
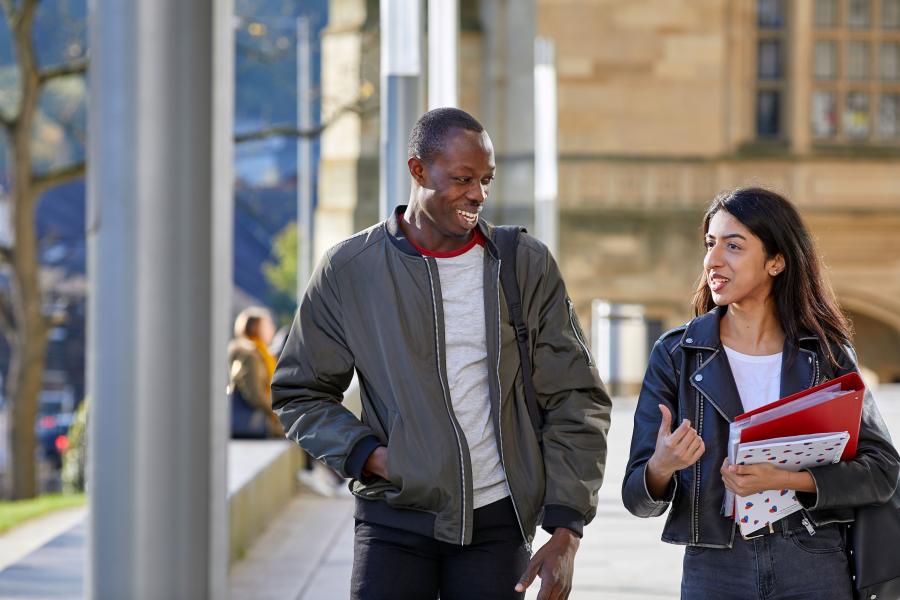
[435,242,509,509]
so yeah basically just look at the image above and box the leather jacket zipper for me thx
[424,258,468,545]
[692,353,703,544]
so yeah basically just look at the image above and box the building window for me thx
[845,92,871,137]
[815,41,838,78]
[885,0,900,28]
[879,93,900,136]
[848,42,872,79]
[882,42,900,79]
[758,40,785,78]
[816,0,840,26]
[758,91,783,136]
[849,0,873,27]
[812,91,839,136]
[756,0,787,138]
[807,0,900,143]
[758,0,787,27]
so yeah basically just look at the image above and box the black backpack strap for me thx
[493,225,543,441]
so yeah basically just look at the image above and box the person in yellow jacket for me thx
[228,307,283,438]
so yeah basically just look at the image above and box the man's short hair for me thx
[407,107,485,164]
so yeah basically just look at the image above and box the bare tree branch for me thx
[0,288,16,338]
[39,57,88,85]
[235,100,374,144]
[0,245,13,265]
[32,162,86,195]
[0,112,13,131]
[235,123,329,143]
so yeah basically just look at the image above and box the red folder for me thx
[735,372,864,461]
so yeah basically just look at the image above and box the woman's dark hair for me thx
[691,187,851,367]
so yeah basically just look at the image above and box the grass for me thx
[0,493,86,535]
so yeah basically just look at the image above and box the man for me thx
[272,107,611,600]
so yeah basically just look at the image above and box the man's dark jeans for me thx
[350,496,530,600]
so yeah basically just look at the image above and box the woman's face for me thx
[259,316,276,345]
[703,210,783,307]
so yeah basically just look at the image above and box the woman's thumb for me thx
[657,404,672,434]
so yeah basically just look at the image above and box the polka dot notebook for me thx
[734,431,849,536]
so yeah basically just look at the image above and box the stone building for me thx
[316,0,900,384]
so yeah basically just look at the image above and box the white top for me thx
[435,244,509,508]
[723,345,783,412]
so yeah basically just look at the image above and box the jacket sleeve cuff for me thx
[541,504,585,538]
[643,462,677,504]
[796,467,823,510]
[344,435,382,480]
[622,462,676,518]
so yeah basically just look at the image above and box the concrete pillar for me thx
[379,0,423,219]
[534,37,558,256]
[790,0,813,154]
[316,0,381,259]
[479,0,536,227]
[86,0,232,597]
[428,0,459,109]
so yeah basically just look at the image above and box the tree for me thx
[0,0,373,500]
[0,0,87,499]
[262,221,300,327]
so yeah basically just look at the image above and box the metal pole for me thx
[380,0,422,219]
[297,17,314,296]
[87,0,232,597]
[427,0,458,109]
[534,37,558,256]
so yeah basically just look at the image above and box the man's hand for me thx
[514,527,580,600]
[362,446,388,480]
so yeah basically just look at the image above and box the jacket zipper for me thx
[692,352,705,544]
[494,258,532,554]
[566,298,594,367]
[424,258,468,545]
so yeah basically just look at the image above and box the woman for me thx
[228,306,283,438]
[622,188,899,599]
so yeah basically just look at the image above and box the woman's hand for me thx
[720,459,794,496]
[645,404,705,498]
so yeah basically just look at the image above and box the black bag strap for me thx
[493,225,543,441]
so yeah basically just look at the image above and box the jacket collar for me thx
[384,205,498,259]
[683,306,820,422]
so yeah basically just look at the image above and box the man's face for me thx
[410,128,495,240]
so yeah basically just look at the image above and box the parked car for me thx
[35,387,77,470]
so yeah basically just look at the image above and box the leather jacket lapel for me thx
[779,338,818,397]
[682,307,744,423]
[690,348,744,423]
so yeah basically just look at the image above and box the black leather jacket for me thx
[623,306,900,548]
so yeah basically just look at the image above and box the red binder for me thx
[735,372,865,461]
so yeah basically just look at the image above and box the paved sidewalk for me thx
[229,398,685,599]
[231,387,900,599]
[0,506,86,572]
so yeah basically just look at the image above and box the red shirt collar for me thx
[401,211,486,258]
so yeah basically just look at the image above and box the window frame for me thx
[807,0,900,144]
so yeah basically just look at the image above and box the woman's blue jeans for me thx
[681,522,852,599]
